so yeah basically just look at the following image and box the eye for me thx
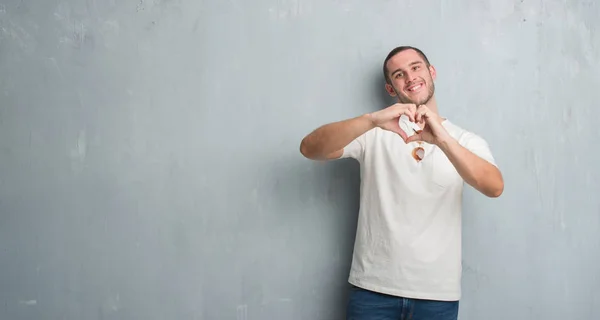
[412,66,420,71]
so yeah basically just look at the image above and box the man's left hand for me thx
[405,105,451,146]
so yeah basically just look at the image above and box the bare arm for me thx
[408,105,504,198]
[437,138,504,198]
[300,103,418,160]
[299,114,375,160]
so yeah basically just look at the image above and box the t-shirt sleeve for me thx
[460,131,498,167]
[340,132,367,160]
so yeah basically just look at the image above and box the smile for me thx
[406,83,424,93]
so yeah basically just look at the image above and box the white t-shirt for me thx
[340,119,497,301]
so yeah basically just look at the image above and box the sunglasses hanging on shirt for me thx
[398,115,425,162]
[411,138,425,162]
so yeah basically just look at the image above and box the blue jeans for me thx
[346,285,459,320]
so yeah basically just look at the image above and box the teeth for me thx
[409,84,422,92]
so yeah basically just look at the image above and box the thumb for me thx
[395,129,408,143]
[405,133,421,143]
[388,122,408,142]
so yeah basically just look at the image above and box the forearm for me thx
[300,114,374,159]
[437,138,504,197]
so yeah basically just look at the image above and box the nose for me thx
[404,71,417,84]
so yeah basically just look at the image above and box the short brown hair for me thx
[383,46,431,84]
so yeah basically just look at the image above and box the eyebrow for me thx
[390,61,423,76]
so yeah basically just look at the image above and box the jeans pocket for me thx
[348,286,398,308]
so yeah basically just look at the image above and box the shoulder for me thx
[442,120,488,146]
[442,119,498,166]
[355,127,392,143]
[341,127,400,160]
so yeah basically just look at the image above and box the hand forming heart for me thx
[404,105,451,146]
[369,103,451,146]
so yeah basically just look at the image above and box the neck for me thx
[396,95,440,115]
[422,95,439,114]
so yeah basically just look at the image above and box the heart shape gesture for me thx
[399,116,426,162]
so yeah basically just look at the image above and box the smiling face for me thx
[384,48,437,106]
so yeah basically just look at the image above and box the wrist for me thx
[361,113,377,129]
[435,135,457,150]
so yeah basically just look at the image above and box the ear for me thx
[428,65,437,80]
[385,83,397,97]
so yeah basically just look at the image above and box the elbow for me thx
[300,137,330,160]
[476,168,504,198]
[487,184,504,198]
[486,176,504,198]
[299,138,314,159]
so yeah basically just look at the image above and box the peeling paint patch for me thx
[19,300,37,306]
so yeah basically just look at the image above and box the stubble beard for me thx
[393,81,435,106]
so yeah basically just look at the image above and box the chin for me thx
[401,95,428,106]
[416,97,431,105]
[413,92,434,106]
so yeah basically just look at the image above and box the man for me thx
[299,46,504,320]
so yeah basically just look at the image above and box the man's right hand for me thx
[300,103,419,160]
[368,103,418,142]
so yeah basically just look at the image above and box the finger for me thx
[405,132,421,143]
[413,105,420,122]
[420,105,434,123]
[396,128,409,142]
[407,104,417,122]
[396,104,414,122]
[397,104,414,122]
[422,113,436,128]
[415,109,425,124]
[389,121,409,142]
[403,110,416,122]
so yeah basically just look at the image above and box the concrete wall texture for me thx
[0,0,599,319]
